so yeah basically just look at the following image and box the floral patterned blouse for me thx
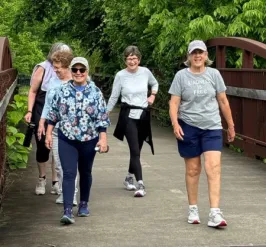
[48,80,110,142]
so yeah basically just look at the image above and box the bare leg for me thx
[185,156,201,205]
[38,162,47,177]
[203,151,221,208]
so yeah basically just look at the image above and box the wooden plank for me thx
[226,86,266,101]
[0,77,17,121]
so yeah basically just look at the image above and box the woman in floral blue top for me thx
[45,57,110,225]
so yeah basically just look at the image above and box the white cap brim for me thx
[188,46,207,54]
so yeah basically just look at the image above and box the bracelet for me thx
[151,93,156,96]
[27,111,32,113]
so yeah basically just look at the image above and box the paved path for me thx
[1,110,266,247]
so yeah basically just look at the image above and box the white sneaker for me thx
[55,193,78,206]
[123,176,136,191]
[188,206,200,224]
[56,194,63,204]
[35,178,46,195]
[208,211,227,228]
[50,182,60,195]
[134,183,146,197]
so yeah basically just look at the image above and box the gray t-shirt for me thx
[168,67,226,130]
[107,66,159,119]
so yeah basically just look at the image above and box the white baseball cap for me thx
[188,40,207,54]
[70,57,89,69]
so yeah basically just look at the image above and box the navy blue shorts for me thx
[177,119,223,158]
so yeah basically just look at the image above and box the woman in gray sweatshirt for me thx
[107,45,159,197]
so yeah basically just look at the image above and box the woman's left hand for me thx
[227,126,235,142]
[147,95,155,105]
[96,137,108,153]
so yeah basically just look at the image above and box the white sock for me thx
[210,208,220,213]
[127,173,134,178]
[189,205,198,209]
[137,180,144,185]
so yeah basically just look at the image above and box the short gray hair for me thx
[184,54,213,67]
[123,45,142,61]
[47,42,72,61]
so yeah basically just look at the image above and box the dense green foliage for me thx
[6,90,31,169]
[2,0,266,75]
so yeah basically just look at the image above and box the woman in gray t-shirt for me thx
[169,40,235,228]
[107,46,159,197]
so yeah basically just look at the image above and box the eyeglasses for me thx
[126,57,139,62]
[71,67,87,73]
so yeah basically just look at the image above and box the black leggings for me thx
[124,118,144,181]
[32,89,50,163]
[34,129,50,163]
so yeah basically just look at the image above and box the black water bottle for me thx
[23,123,36,147]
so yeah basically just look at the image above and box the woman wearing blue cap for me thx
[169,40,235,228]
[45,57,110,224]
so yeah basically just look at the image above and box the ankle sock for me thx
[189,205,198,209]
[137,180,144,185]
[39,176,46,180]
[210,208,220,213]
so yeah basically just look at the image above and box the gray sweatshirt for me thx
[107,66,159,119]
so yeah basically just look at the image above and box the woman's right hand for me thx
[37,124,46,140]
[173,123,184,140]
[24,112,32,123]
[45,134,53,150]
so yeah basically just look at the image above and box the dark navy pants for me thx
[58,132,98,210]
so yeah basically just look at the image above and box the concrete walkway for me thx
[1,110,266,247]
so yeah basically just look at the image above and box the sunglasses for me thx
[71,67,87,73]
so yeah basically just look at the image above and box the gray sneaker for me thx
[123,176,136,191]
[134,183,146,197]
[208,211,227,228]
[35,178,46,195]
[56,194,63,204]
[188,206,200,224]
[55,193,78,206]
[50,182,60,195]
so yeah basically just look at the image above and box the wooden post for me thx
[216,46,226,68]
[242,50,253,68]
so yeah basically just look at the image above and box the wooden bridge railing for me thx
[207,37,266,158]
[0,37,18,199]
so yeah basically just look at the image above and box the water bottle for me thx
[95,145,109,153]
[23,122,36,147]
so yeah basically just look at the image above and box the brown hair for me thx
[51,50,74,68]
[123,45,142,61]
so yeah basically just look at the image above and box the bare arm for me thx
[169,95,184,140]
[216,92,234,128]
[217,92,235,142]
[169,95,181,126]
[24,66,45,122]
[45,124,55,150]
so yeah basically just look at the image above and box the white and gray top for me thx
[168,67,226,130]
[107,66,159,119]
